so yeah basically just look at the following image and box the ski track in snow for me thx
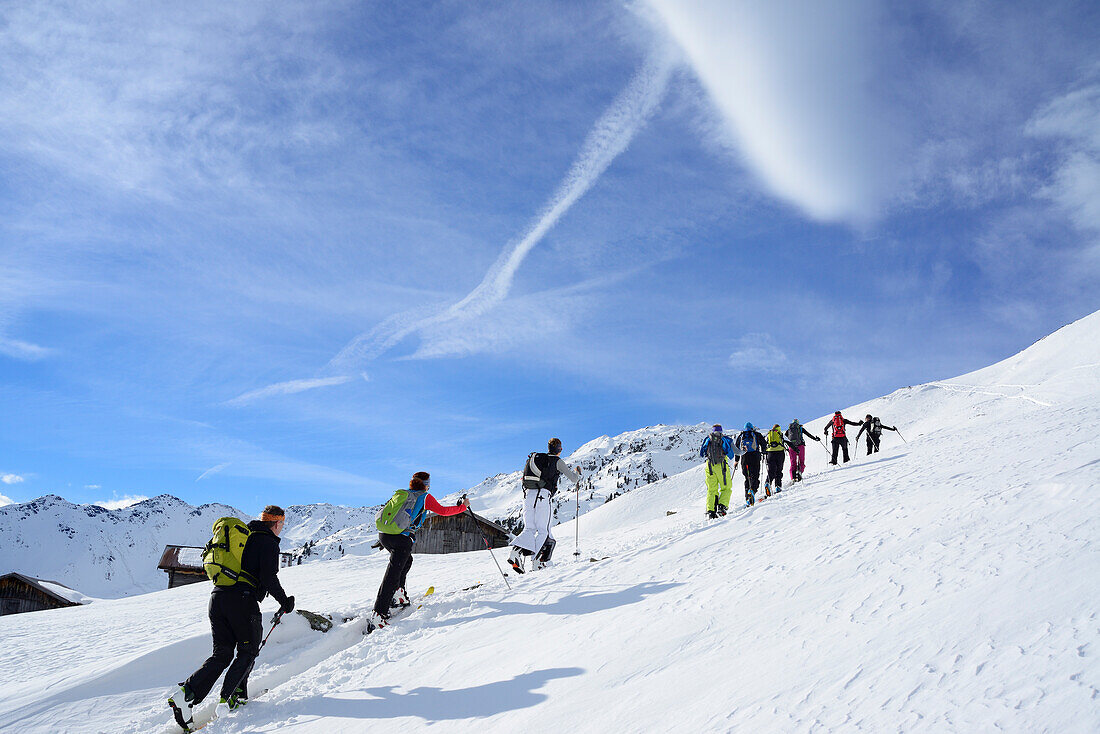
[2,313,1100,732]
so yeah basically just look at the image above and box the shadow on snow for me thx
[270,667,585,722]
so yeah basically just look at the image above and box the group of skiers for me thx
[167,439,577,732]
[166,416,900,731]
[699,412,900,517]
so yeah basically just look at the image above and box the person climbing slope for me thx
[699,424,742,518]
[369,472,467,632]
[764,424,790,494]
[823,411,861,464]
[735,423,768,505]
[508,438,581,574]
[168,506,295,732]
[784,419,820,482]
[855,415,899,455]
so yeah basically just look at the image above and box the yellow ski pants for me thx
[705,461,733,511]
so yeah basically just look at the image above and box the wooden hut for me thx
[414,510,511,555]
[157,545,208,589]
[157,544,297,588]
[0,572,83,615]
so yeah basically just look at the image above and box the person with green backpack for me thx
[168,506,294,732]
[368,471,467,632]
[764,424,791,494]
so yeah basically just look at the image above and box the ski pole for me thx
[222,609,284,703]
[464,498,511,590]
[896,429,907,444]
[573,484,581,560]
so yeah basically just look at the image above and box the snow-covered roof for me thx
[0,572,89,606]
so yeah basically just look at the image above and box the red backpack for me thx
[831,414,847,438]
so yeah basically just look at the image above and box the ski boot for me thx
[763,483,772,498]
[167,683,195,732]
[507,547,526,575]
[706,509,718,520]
[534,559,549,571]
[716,503,728,517]
[391,587,410,609]
[745,490,755,507]
[364,610,390,635]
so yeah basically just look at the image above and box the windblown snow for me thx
[1,312,1098,732]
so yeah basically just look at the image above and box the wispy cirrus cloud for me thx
[196,463,230,482]
[1028,80,1100,242]
[728,333,789,372]
[226,376,353,406]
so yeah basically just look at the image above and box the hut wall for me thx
[167,571,209,589]
[414,513,510,555]
[0,577,75,615]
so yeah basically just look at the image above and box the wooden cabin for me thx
[0,572,83,615]
[157,545,209,589]
[157,544,296,589]
[414,510,511,555]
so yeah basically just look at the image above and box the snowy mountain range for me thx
[1,311,1096,732]
[0,495,382,598]
[0,425,711,598]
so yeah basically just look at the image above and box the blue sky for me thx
[1,0,1098,511]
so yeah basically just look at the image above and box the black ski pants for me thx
[765,451,785,488]
[831,437,850,464]
[185,588,262,703]
[741,452,762,498]
[374,532,414,617]
[866,433,881,454]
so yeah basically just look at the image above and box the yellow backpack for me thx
[202,517,258,588]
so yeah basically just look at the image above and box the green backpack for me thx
[375,489,425,534]
[202,517,258,588]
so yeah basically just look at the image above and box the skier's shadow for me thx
[282,666,584,721]
[434,581,681,625]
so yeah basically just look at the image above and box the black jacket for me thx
[230,520,290,605]
[855,420,897,439]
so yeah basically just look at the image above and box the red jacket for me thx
[425,494,467,517]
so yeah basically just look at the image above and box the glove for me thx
[281,595,295,614]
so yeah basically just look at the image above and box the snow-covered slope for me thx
[0,496,383,599]
[1,312,1098,732]
[444,423,711,531]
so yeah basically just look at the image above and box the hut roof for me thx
[0,572,86,605]
[157,545,205,573]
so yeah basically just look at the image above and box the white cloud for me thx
[1028,83,1100,237]
[196,462,231,482]
[93,493,149,510]
[728,333,788,371]
[226,375,353,406]
[0,492,13,506]
[1,473,25,485]
[84,484,101,490]
[643,0,902,224]
[327,48,676,370]
[0,336,51,361]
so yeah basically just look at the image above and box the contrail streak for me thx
[327,49,676,372]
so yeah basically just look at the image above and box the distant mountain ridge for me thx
[0,494,384,599]
[0,424,711,599]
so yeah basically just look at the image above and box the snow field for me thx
[1,312,1098,732]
